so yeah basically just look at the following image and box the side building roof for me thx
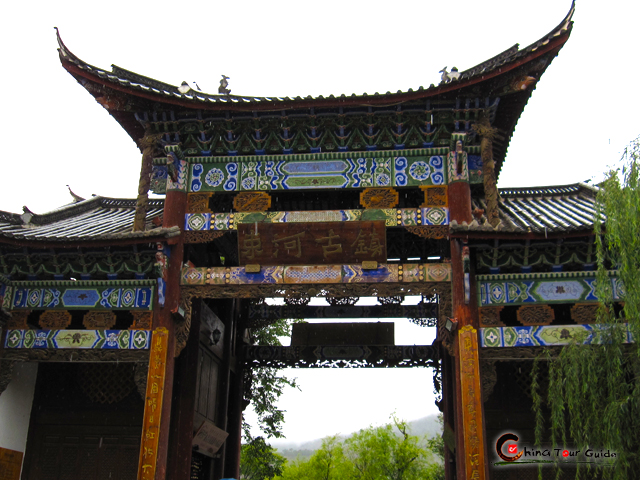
[452,183,599,237]
[0,181,598,245]
[0,197,179,246]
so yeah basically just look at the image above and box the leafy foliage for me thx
[275,416,444,480]
[243,318,300,440]
[532,136,640,479]
[240,436,286,480]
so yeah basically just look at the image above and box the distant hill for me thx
[275,414,442,463]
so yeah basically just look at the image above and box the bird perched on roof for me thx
[178,81,192,94]
[439,67,450,83]
[218,75,231,95]
[439,67,460,84]
[66,185,85,203]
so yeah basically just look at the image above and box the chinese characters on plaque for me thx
[137,327,168,480]
[237,221,386,266]
[458,325,485,480]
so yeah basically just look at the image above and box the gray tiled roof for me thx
[55,2,574,108]
[452,183,599,235]
[0,197,179,242]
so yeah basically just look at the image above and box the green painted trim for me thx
[476,270,617,282]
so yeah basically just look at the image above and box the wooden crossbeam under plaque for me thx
[244,344,438,368]
[291,322,394,346]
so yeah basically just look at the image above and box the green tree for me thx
[533,136,640,479]
[274,417,444,480]
[240,436,286,480]
[277,436,354,480]
[345,416,438,480]
[244,318,300,439]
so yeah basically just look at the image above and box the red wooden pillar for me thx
[153,182,187,480]
[447,138,488,479]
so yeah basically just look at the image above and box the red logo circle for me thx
[562,450,569,457]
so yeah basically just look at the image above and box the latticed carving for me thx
[326,296,359,307]
[185,230,226,244]
[480,360,498,402]
[516,305,555,326]
[187,193,213,213]
[570,303,598,324]
[134,362,148,400]
[479,307,505,327]
[233,192,271,212]
[39,310,71,329]
[377,296,404,305]
[131,311,153,330]
[7,310,30,329]
[83,311,116,330]
[360,188,399,209]
[284,295,310,307]
[420,186,448,207]
[78,363,136,404]
[405,225,448,239]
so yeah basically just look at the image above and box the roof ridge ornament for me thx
[218,75,231,95]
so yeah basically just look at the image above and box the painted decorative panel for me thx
[186,208,449,232]
[480,324,632,348]
[182,263,450,286]
[189,155,445,193]
[4,329,151,349]
[9,284,155,310]
[477,272,623,306]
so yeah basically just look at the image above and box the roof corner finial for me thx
[66,185,85,203]
[218,75,231,95]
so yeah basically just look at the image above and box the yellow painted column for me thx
[138,327,169,479]
[458,325,486,479]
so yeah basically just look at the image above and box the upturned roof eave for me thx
[56,1,574,113]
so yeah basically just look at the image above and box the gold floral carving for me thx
[39,310,72,329]
[570,303,599,324]
[405,225,449,240]
[420,186,448,207]
[187,193,213,213]
[185,230,226,244]
[360,188,399,209]
[7,311,31,329]
[233,192,271,212]
[131,311,153,330]
[479,307,505,327]
[83,311,116,330]
[516,305,555,326]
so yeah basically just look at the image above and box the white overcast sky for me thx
[2,0,639,444]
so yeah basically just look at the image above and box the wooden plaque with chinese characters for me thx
[137,327,169,480]
[458,326,486,480]
[237,221,386,266]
